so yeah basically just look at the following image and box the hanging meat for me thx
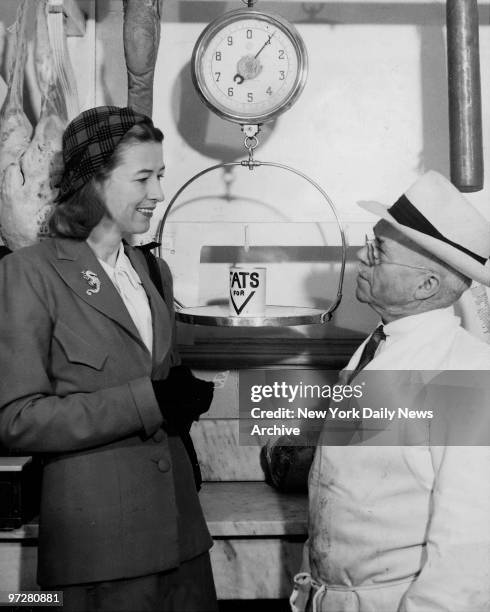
[123,0,161,117]
[0,0,32,231]
[0,0,66,250]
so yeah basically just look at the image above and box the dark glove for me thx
[152,365,214,433]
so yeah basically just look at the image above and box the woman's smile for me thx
[136,205,156,218]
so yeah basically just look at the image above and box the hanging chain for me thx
[241,124,261,169]
[241,0,258,6]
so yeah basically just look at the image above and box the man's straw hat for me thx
[358,170,490,285]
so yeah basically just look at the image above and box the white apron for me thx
[296,308,490,612]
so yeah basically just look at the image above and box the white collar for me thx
[98,243,141,290]
[353,306,463,371]
[381,307,458,340]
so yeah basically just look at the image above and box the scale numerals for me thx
[199,16,304,117]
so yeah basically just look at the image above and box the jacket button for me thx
[157,458,170,472]
[153,430,164,443]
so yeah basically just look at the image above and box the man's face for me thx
[356,220,432,318]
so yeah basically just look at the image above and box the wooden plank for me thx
[179,337,362,368]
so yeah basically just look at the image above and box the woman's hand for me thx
[151,366,214,433]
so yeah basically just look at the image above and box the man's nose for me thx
[357,244,370,265]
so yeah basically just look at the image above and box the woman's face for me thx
[100,141,165,236]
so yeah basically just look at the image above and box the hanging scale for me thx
[157,0,346,327]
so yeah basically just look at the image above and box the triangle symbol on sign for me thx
[230,291,256,315]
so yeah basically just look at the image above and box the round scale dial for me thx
[192,9,308,124]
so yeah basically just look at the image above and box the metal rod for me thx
[446,0,483,192]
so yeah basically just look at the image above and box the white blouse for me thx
[98,243,153,355]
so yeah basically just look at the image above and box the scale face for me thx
[191,8,308,125]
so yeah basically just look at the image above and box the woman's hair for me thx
[49,122,164,239]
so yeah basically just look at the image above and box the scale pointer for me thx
[254,31,276,59]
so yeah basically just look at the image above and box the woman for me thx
[0,106,217,612]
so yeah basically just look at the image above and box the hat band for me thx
[389,195,487,265]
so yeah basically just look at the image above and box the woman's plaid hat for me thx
[56,106,154,203]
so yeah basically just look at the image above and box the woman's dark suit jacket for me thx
[0,238,212,586]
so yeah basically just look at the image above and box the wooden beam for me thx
[178,338,362,369]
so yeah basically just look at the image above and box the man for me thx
[291,170,490,611]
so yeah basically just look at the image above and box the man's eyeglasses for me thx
[364,235,434,273]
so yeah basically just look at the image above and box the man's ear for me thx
[414,273,440,300]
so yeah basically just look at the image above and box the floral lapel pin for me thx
[81,270,101,295]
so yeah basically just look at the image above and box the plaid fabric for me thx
[57,106,154,202]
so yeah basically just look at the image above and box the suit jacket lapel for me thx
[52,238,143,345]
[125,245,172,367]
